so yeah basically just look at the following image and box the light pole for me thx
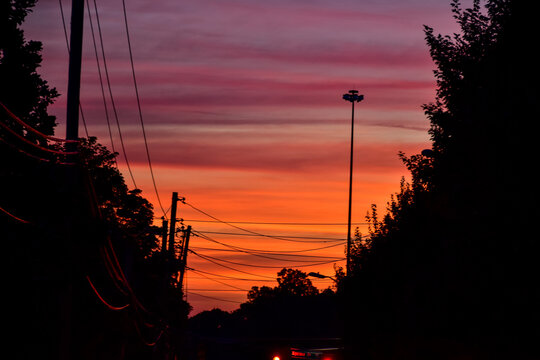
[342,89,364,275]
[308,272,336,281]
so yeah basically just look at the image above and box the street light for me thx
[308,272,336,281]
[342,89,364,276]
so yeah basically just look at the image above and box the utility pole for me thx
[178,225,192,292]
[65,0,84,148]
[161,217,168,253]
[342,89,364,275]
[168,192,179,257]
[61,1,84,359]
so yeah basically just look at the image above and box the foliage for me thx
[0,0,58,140]
[348,1,539,358]
[78,136,160,257]
[247,268,319,301]
[189,268,343,347]
[2,2,186,358]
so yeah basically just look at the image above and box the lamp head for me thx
[342,90,364,103]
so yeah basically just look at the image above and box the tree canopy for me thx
[188,268,343,360]
[347,1,539,359]
[2,2,187,358]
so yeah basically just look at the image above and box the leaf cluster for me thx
[347,1,539,358]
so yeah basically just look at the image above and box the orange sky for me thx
[23,0,462,314]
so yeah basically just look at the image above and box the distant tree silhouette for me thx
[187,268,343,360]
[247,268,319,300]
[347,1,539,359]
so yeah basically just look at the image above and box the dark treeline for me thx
[346,1,539,359]
[186,268,345,360]
[2,2,189,359]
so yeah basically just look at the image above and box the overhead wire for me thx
[91,0,137,188]
[191,230,347,254]
[86,275,130,311]
[187,291,243,304]
[190,249,345,269]
[85,0,118,167]
[1,103,79,144]
[188,268,251,291]
[190,246,344,259]
[196,230,345,242]
[0,204,31,224]
[120,0,168,219]
[182,219,369,226]
[0,120,76,155]
[83,161,165,336]
[0,136,52,163]
[182,200,347,243]
[0,104,78,165]
[53,0,169,348]
[187,251,277,279]
[186,267,277,282]
[192,232,344,263]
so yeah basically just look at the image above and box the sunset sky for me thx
[24,0,462,314]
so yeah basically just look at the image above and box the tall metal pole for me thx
[346,100,355,275]
[342,90,364,275]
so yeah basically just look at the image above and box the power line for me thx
[196,230,345,242]
[192,229,346,255]
[186,267,277,282]
[86,275,130,311]
[183,200,348,243]
[187,252,277,279]
[0,117,77,155]
[92,0,137,188]
[191,241,343,264]
[0,204,31,224]
[0,136,53,163]
[85,0,118,167]
[192,232,344,262]
[190,246,344,259]
[1,103,78,144]
[190,249,345,269]
[188,269,251,291]
[187,291,242,304]
[188,289,249,292]
[121,0,167,219]
[182,219,369,226]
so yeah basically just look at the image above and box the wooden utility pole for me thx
[168,192,178,257]
[178,225,192,291]
[65,0,84,146]
[161,217,168,253]
[61,1,84,359]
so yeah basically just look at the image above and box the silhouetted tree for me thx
[78,136,160,257]
[247,268,319,300]
[347,1,539,359]
[187,268,343,360]
[1,2,188,358]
